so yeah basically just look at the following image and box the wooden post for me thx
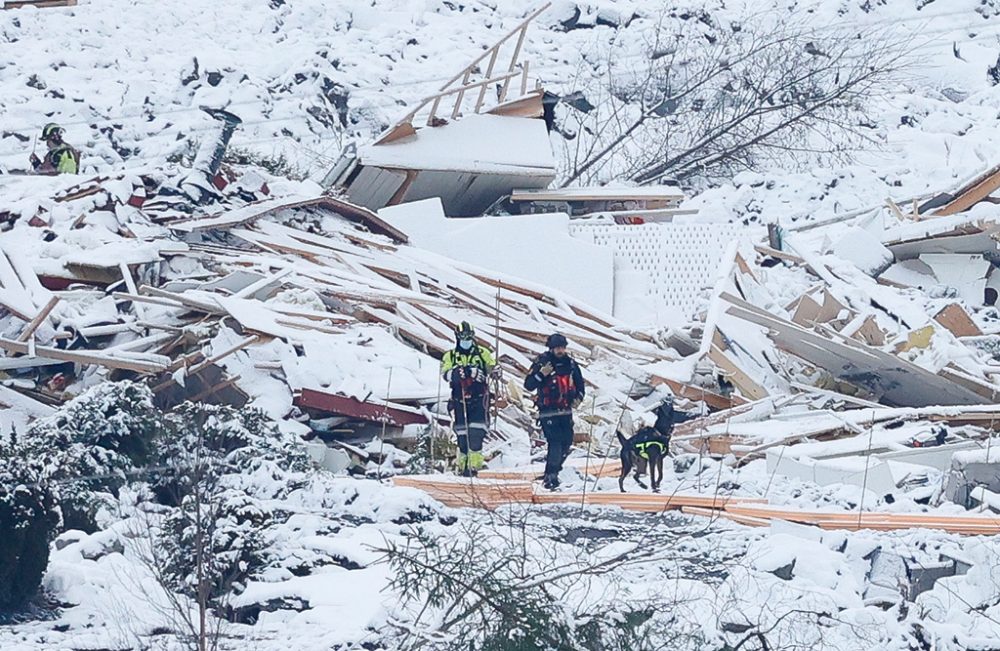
[498,24,528,103]
[449,68,473,121]
[16,296,60,342]
[474,46,501,112]
[187,335,259,375]
[0,337,169,373]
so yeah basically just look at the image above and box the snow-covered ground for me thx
[4,1,1000,650]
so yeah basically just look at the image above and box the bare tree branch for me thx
[554,10,913,189]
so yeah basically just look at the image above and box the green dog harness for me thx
[634,439,666,460]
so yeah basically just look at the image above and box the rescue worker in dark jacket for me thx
[524,333,585,489]
[440,321,496,476]
[30,123,80,175]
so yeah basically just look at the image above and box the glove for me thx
[572,396,583,409]
[448,368,464,383]
[469,367,486,383]
[539,362,554,376]
[29,153,41,168]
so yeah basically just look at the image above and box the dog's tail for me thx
[616,430,628,447]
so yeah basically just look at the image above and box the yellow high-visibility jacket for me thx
[441,345,495,401]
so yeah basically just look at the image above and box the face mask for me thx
[458,338,473,350]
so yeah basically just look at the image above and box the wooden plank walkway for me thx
[391,474,764,513]
[478,458,622,480]
[393,475,1000,535]
[684,503,1000,536]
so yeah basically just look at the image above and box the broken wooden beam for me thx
[0,248,54,321]
[187,374,243,404]
[708,344,770,402]
[295,387,434,426]
[187,335,259,375]
[0,337,170,373]
[933,163,1000,216]
[170,195,409,244]
[393,474,767,513]
[16,295,60,342]
[647,373,742,412]
[139,285,224,315]
[754,244,808,267]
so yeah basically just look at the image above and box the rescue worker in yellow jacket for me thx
[30,123,80,175]
[440,322,496,476]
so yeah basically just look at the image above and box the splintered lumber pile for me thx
[0,248,55,322]
[0,172,701,449]
[166,210,671,377]
[392,475,534,509]
[686,503,1000,536]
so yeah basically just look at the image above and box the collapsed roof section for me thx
[324,3,556,217]
[0,167,716,459]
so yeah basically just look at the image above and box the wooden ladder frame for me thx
[374,2,550,144]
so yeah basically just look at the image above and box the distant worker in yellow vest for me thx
[30,123,80,175]
[440,322,496,476]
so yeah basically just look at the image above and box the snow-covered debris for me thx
[5,0,1000,649]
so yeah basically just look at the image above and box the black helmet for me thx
[42,123,63,140]
[546,333,568,349]
[455,321,475,341]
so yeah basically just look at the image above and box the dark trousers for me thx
[540,414,574,478]
[452,394,488,454]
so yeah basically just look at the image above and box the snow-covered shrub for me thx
[0,454,60,610]
[19,382,165,532]
[149,403,309,506]
[159,488,275,603]
[24,381,164,469]
[147,403,310,604]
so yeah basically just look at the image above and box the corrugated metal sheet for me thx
[399,168,553,216]
[344,167,406,211]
